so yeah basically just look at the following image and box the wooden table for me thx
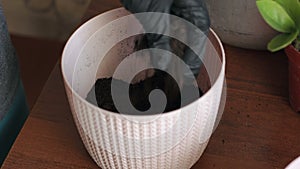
[3,1,300,169]
[3,46,300,169]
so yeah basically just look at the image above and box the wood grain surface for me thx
[3,45,300,169]
[2,0,300,168]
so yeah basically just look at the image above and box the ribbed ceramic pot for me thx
[61,8,226,169]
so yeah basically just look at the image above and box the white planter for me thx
[286,157,300,169]
[61,8,226,169]
[205,0,278,50]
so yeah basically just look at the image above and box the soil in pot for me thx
[86,35,204,114]
[87,70,203,114]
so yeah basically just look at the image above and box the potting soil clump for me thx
[86,35,203,114]
[86,70,203,114]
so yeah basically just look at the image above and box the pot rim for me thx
[61,7,226,117]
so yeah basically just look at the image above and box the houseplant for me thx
[256,0,300,112]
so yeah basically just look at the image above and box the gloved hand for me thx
[119,0,210,109]
[120,0,210,80]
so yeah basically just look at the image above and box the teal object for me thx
[0,2,29,166]
[0,82,29,166]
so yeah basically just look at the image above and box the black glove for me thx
[120,0,210,78]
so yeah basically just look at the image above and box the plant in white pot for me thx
[256,0,300,112]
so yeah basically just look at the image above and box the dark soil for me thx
[86,34,203,114]
[88,70,203,114]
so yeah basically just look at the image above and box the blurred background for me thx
[1,0,120,108]
[2,0,91,40]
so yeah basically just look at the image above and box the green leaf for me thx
[267,30,299,52]
[274,0,300,31]
[256,0,296,33]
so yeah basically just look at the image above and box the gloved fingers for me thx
[137,16,173,72]
[120,0,174,71]
[182,47,204,78]
[172,0,210,33]
[149,44,172,71]
[121,0,172,47]
[120,0,210,78]
[132,34,168,81]
[179,36,207,79]
[171,0,210,78]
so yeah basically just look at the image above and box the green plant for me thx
[256,0,300,52]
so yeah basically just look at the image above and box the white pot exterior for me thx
[205,0,278,50]
[61,8,226,169]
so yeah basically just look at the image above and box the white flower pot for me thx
[61,8,226,169]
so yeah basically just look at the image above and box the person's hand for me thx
[120,0,210,80]
[120,0,210,107]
